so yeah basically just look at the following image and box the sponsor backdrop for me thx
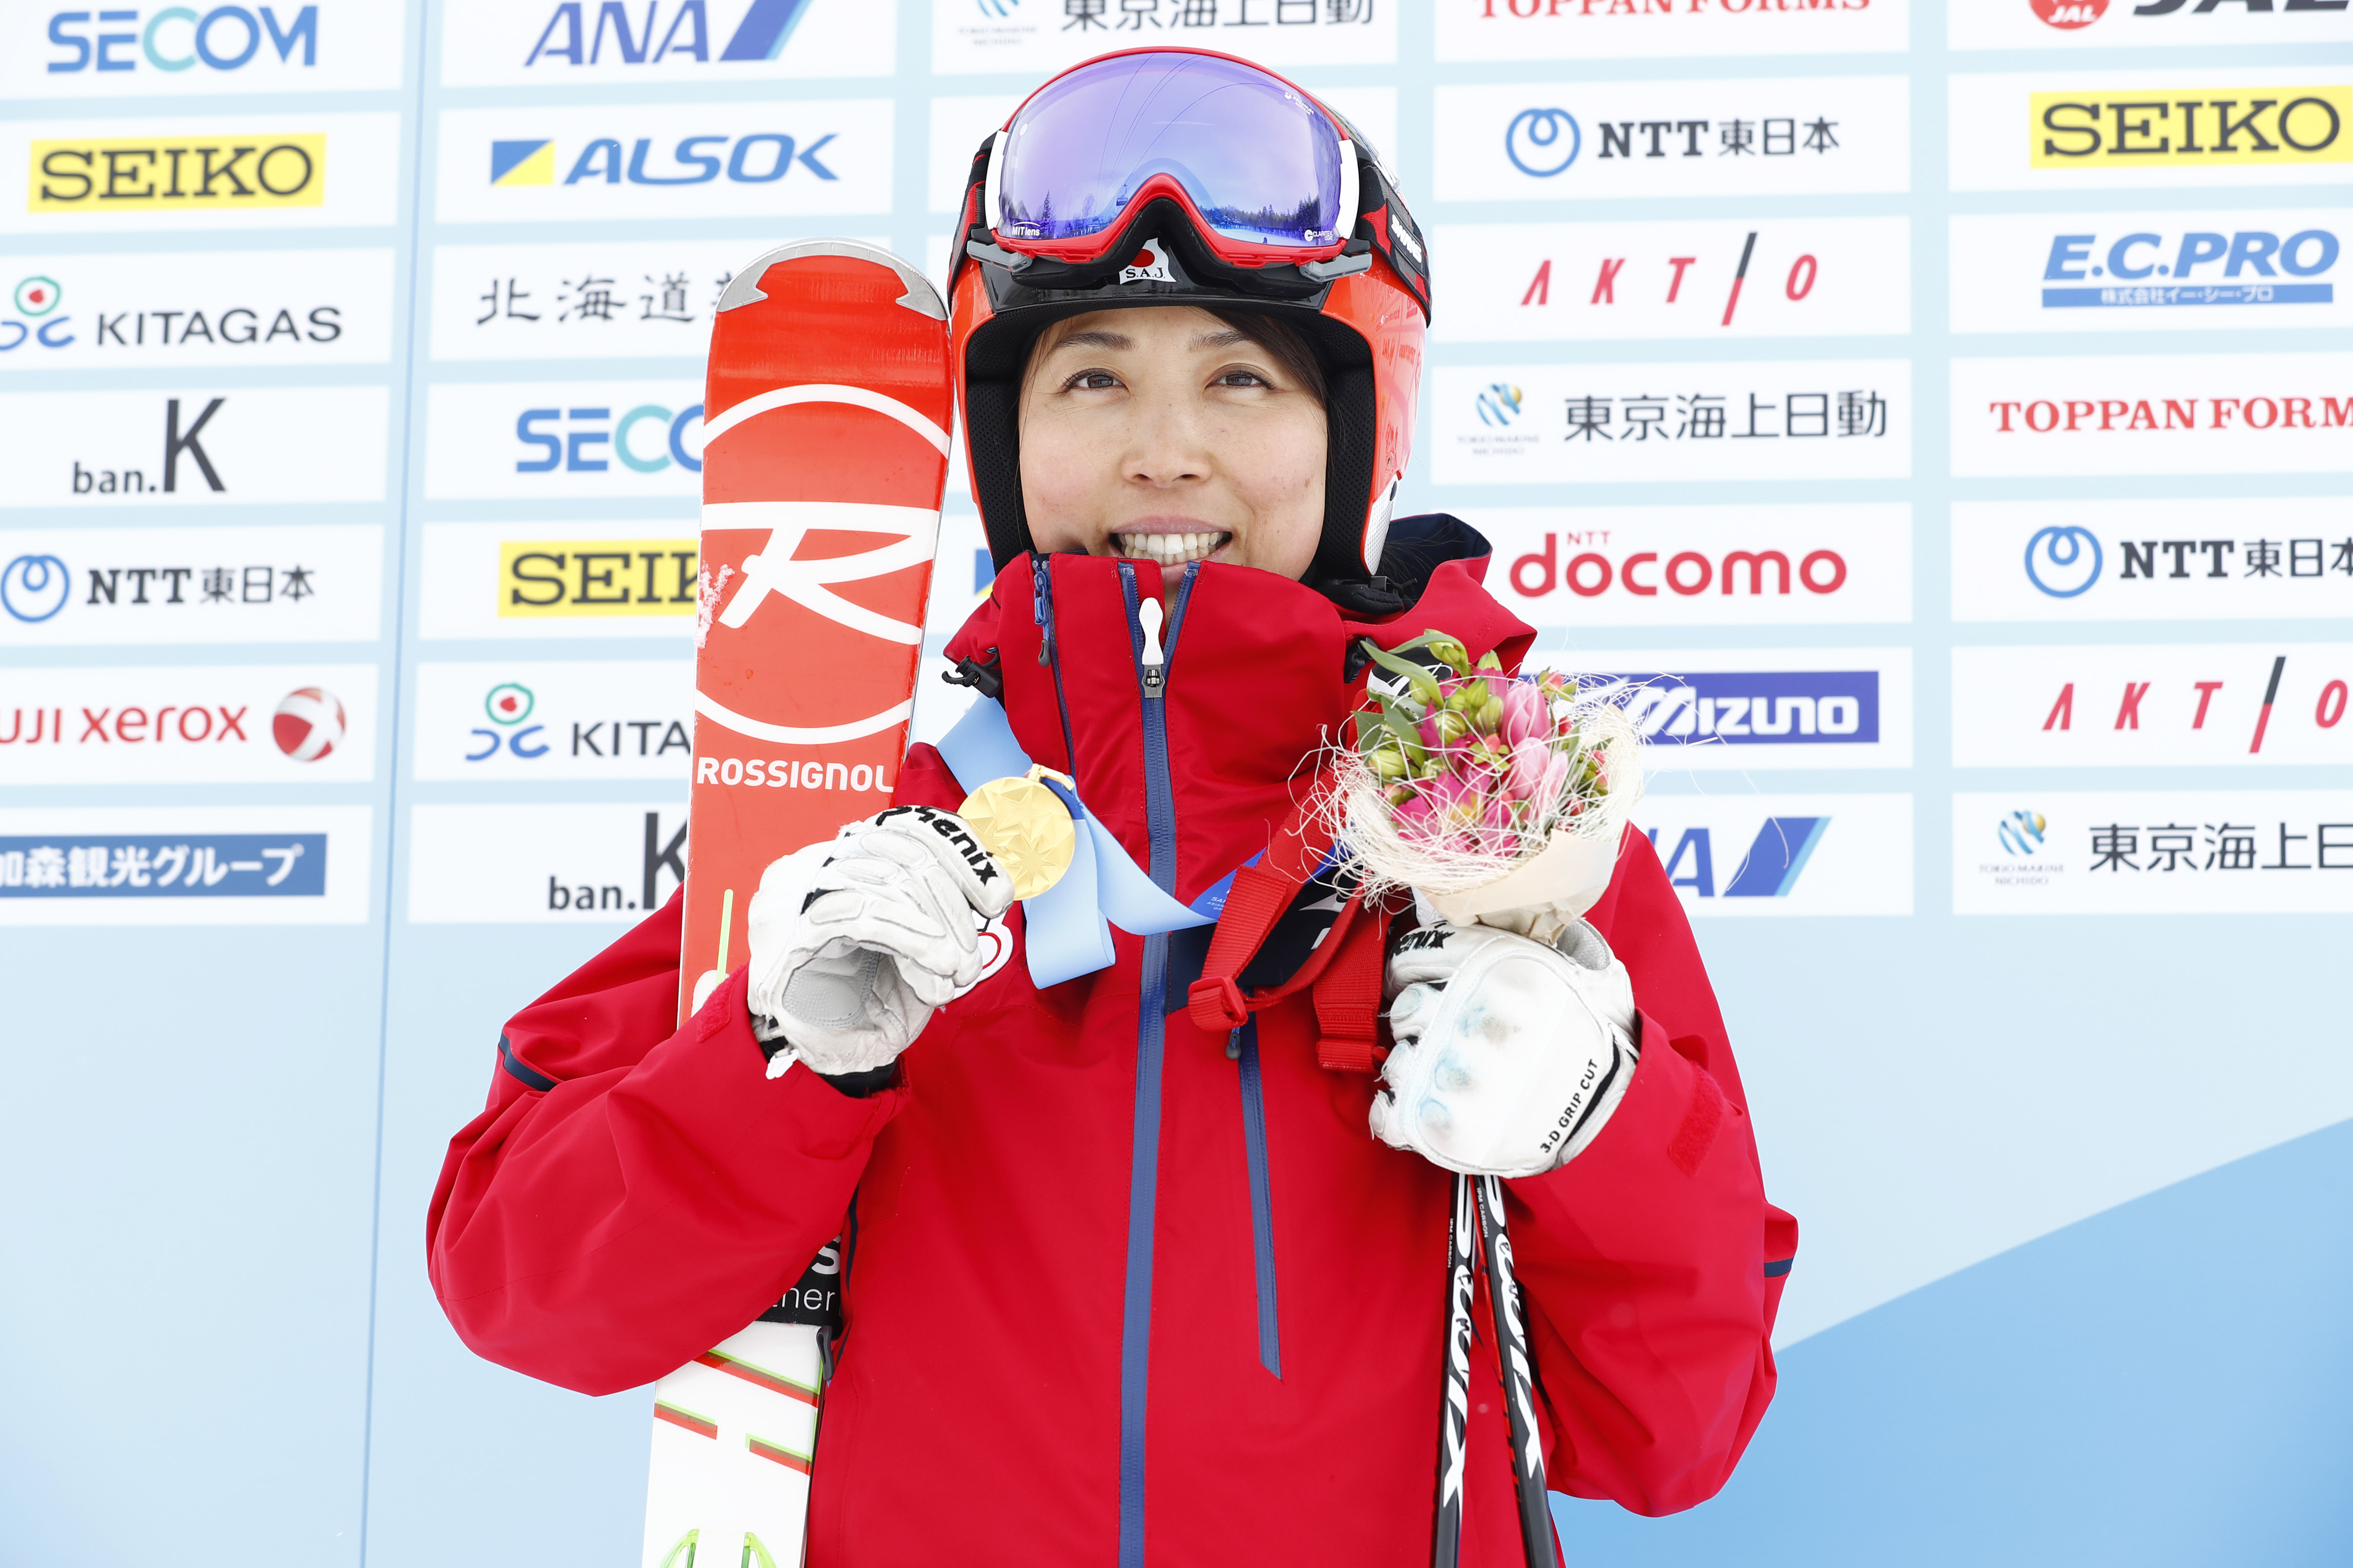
[0,2,2345,1564]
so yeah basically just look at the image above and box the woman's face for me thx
[1018,306,1327,580]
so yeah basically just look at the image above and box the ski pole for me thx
[1432,1171,1477,1568]
[1475,1174,1554,1568]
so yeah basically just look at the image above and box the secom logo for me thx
[45,5,316,74]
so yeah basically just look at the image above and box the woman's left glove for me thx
[1371,919,1639,1179]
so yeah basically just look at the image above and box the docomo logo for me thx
[1990,394,2351,433]
[2033,0,2106,25]
[694,754,897,793]
[1509,535,1848,600]
[44,6,319,74]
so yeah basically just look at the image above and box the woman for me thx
[430,49,1795,1566]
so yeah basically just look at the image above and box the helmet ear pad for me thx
[959,291,1382,580]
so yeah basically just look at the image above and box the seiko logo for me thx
[2032,88,2350,168]
[32,134,326,211]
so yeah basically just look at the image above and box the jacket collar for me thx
[943,517,1534,903]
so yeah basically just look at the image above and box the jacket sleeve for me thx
[424,891,908,1395]
[1503,825,1799,1515]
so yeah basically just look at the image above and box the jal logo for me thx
[31,133,327,211]
[1119,239,1172,286]
[515,403,703,475]
[1510,534,1848,600]
[1506,104,1842,178]
[2040,228,2338,311]
[2026,527,2351,598]
[489,131,836,187]
[1647,816,1829,900]
[1998,810,2049,856]
[1476,383,1525,427]
[1,554,70,622]
[44,5,318,74]
[2033,0,2106,24]
[2033,89,2351,169]
[520,0,817,67]
[1596,670,1878,744]
[1518,230,1818,328]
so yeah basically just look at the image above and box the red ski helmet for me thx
[947,48,1431,601]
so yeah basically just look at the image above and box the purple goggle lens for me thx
[991,52,1354,252]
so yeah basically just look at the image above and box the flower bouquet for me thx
[1324,631,1643,946]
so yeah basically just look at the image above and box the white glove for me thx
[1372,919,1639,1179]
[746,806,1016,1076]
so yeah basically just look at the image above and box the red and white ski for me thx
[642,239,953,1568]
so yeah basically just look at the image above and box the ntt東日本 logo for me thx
[2041,226,2339,310]
[2024,524,2103,597]
[1505,102,1842,179]
[42,6,318,74]
[2033,87,2351,169]
[2025,523,2352,598]
[1,554,69,622]
[30,133,326,212]
[2033,0,2106,26]
[519,0,816,67]
[489,132,836,187]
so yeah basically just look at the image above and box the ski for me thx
[1475,1174,1556,1568]
[643,238,953,1568]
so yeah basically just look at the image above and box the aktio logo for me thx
[2025,525,2102,597]
[2033,0,2106,26]
[43,6,319,74]
[2,554,70,623]
[488,133,835,188]
[1507,109,1580,178]
[272,686,343,761]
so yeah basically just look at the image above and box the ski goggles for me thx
[983,49,1361,268]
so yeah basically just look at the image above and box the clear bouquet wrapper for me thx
[1320,633,1643,947]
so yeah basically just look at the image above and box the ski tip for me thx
[717,239,948,323]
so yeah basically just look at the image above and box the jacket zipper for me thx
[1233,1018,1282,1379]
[1029,553,1079,772]
[1113,561,1194,1568]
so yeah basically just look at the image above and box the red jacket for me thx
[428,529,1796,1566]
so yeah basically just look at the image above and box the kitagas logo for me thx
[489,131,836,187]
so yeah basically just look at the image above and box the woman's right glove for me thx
[745,806,1015,1076]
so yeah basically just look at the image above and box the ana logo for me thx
[2032,0,2107,26]
[2025,525,2102,598]
[516,404,703,475]
[1476,382,1525,427]
[489,133,836,188]
[43,5,319,74]
[1506,109,1580,178]
[272,686,344,761]
[1649,817,1829,900]
[1119,239,1172,286]
[14,277,59,315]
[2,555,71,623]
[521,0,817,67]
[1999,810,2049,856]
[485,682,534,723]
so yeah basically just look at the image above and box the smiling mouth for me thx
[1110,531,1231,567]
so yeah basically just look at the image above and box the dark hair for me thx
[1023,306,1329,407]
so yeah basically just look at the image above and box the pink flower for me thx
[1501,682,1545,747]
[1538,750,1570,808]
[1507,737,1550,800]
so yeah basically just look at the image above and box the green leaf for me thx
[1359,639,1444,708]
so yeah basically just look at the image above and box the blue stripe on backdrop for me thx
[1555,1115,2353,1568]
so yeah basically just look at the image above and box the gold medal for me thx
[959,765,1078,901]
